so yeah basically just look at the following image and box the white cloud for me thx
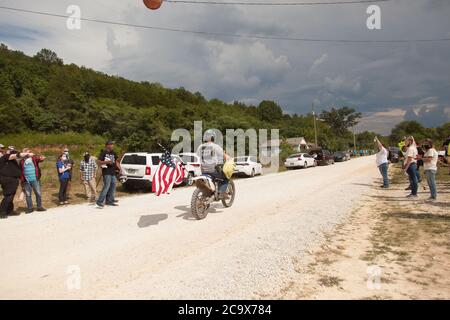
[324,76,361,94]
[205,40,290,89]
[1,0,450,133]
[308,53,328,76]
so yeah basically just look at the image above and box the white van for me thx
[120,152,186,190]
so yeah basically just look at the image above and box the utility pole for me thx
[353,127,357,156]
[312,102,318,147]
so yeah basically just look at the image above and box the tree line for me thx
[0,44,448,152]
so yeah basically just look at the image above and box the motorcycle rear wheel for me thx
[221,180,235,208]
[191,188,210,220]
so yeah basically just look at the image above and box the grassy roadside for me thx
[0,132,133,213]
[275,163,450,300]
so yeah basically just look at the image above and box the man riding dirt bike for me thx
[190,130,236,220]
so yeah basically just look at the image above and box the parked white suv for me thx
[284,153,316,169]
[178,152,202,186]
[233,156,263,177]
[120,152,186,190]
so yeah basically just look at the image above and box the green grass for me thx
[0,132,107,157]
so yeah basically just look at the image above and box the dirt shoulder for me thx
[274,165,450,300]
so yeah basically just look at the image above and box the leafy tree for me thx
[388,121,431,145]
[319,107,361,136]
[34,49,63,65]
[258,100,283,122]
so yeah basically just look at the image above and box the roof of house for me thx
[286,137,307,146]
[261,137,309,148]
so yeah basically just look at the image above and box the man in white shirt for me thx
[423,139,438,200]
[403,136,419,198]
[374,137,389,188]
[197,130,231,199]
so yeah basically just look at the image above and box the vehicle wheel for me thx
[191,188,210,220]
[222,180,235,208]
[303,162,308,169]
[250,168,255,177]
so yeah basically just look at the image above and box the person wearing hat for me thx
[20,148,47,213]
[80,152,98,203]
[0,147,34,218]
[96,141,120,209]
[196,130,231,200]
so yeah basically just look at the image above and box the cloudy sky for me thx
[1,0,450,134]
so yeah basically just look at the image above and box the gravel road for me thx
[0,156,377,299]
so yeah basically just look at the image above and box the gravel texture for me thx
[0,156,377,299]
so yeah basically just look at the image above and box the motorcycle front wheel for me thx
[221,180,235,208]
[191,188,211,220]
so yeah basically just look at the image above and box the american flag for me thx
[152,146,187,196]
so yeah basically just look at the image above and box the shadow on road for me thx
[174,204,223,220]
[137,214,168,228]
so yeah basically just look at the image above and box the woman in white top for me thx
[374,137,389,188]
[423,139,438,200]
[403,136,419,198]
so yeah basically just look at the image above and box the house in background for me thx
[260,137,314,157]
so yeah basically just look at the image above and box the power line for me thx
[165,0,391,6]
[1,5,449,44]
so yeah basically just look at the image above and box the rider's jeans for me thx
[208,171,229,193]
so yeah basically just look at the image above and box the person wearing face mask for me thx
[80,152,98,203]
[62,148,75,199]
[403,136,419,198]
[20,148,46,214]
[56,153,72,205]
[0,147,34,218]
[423,139,439,201]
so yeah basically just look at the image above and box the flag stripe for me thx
[151,148,187,196]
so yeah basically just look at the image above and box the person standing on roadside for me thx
[423,139,438,201]
[443,136,450,175]
[374,137,389,188]
[0,147,34,219]
[96,141,120,209]
[56,154,72,205]
[62,148,75,199]
[403,136,419,198]
[80,152,98,203]
[0,144,4,158]
[20,148,47,214]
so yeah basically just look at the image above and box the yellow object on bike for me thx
[222,159,236,179]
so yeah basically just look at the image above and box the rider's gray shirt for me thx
[197,142,224,174]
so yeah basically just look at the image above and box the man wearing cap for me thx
[20,148,47,214]
[0,147,34,218]
[80,152,98,203]
[96,141,120,209]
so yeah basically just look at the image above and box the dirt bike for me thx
[190,174,235,220]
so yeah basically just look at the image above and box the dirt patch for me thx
[274,165,450,300]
